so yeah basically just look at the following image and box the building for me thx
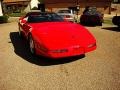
[45,0,112,14]
[3,0,39,13]
[112,0,120,3]
[112,0,120,14]
[3,0,30,13]
[2,0,113,14]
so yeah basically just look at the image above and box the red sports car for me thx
[18,12,96,58]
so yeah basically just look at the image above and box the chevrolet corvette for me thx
[18,12,96,58]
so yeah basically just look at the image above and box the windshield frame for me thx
[26,12,64,23]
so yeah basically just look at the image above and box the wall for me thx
[111,4,120,15]
[45,0,111,14]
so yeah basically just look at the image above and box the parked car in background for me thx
[18,12,96,58]
[80,7,103,26]
[57,9,75,22]
[112,15,120,27]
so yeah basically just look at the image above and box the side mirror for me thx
[21,19,27,24]
[20,17,28,24]
[20,19,27,26]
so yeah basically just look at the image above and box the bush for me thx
[8,13,26,17]
[0,15,9,23]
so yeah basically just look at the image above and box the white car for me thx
[57,10,75,22]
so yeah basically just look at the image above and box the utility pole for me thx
[76,0,80,23]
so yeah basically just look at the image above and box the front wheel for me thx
[29,35,36,55]
[18,25,24,38]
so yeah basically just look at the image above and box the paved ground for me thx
[0,18,120,90]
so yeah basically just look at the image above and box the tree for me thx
[0,0,3,16]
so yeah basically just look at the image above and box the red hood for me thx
[30,22,96,49]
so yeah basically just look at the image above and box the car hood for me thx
[30,22,96,49]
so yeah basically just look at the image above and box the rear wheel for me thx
[29,35,36,55]
[118,24,120,28]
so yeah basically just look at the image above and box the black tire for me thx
[118,24,120,28]
[112,16,120,25]
[28,34,36,55]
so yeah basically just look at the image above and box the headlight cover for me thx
[88,43,96,48]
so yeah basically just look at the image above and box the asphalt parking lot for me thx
[0,17,120,90]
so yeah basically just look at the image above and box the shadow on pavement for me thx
[102,26,120,32]
[9,32,85,66]
[80,23,97,27]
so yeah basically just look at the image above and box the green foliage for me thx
[8,13,26,17]
[104,18,113,25]
[0,15,9,23]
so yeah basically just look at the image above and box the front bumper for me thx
[46,45,96,58]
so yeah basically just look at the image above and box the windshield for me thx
[84,10,99,15]
[84,7,101,16]
[27,13,64,23]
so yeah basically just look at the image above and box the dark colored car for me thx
[112,15,120,27]
[80,7,103,26]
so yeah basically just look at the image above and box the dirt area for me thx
[0,18,120,90]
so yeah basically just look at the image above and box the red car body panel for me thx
[19,17,96,58]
